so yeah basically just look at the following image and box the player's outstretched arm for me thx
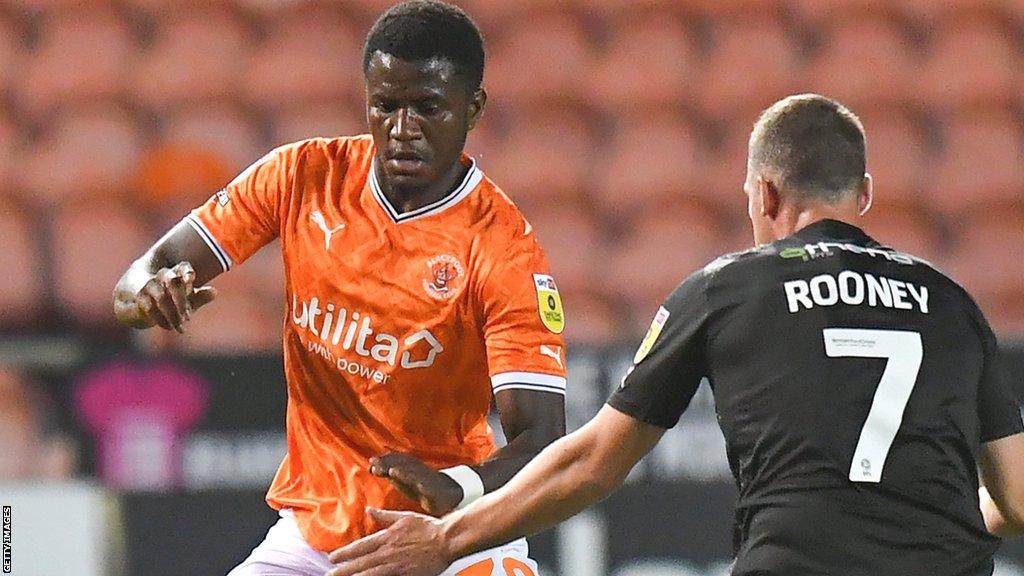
[113,220,222,332]
[328,405,664,576]
[979,432,1024,538]
[370,380,566,517]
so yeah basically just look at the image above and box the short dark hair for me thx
[363,1,485,92]
[749,94,866,202]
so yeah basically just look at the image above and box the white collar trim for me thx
[370,159,482,224]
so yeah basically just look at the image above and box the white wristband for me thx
[440,465,485,510]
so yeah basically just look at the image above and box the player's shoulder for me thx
[277,134,373,163]
[469,174,535,247]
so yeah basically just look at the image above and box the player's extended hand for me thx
[133,262,217,333]
[370,453,463,516]
[327,507,451,576]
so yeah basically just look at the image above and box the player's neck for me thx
[779,203,862,239]
[376,160,470,215]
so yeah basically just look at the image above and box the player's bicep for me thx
[493,388,566,446]
[607,271,710,429]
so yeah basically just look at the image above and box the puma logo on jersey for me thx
[311,210,345,250]
[540,345,563,367]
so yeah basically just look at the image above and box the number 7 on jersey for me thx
[823,328,923,483]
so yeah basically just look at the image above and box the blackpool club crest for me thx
[423,255,465,301]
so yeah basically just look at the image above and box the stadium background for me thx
[0,0,1022,574]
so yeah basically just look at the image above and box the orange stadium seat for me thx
[858,107,931,201]
[588,10,699,111]
[160,101,266,173]
[931,108,1024,213]
[479,100,597,205]
[486,11,593,101]
[789,0,903,24]
[50,198,151,326]
[136,144,234,229]
[806,13,916,109]
[606,203,726,316]
[462,0,583,25]
[243,6,362,109]
[17,5,133,120]
[0,198,46,328]
[560,291,622,346]
[0,12,24,96]
[697,14,801,121]
[860,203,944,262]
[918,14,1017,111]
[704,114,758,211]
[939,209,1024,333]
[129,7,252,110]
[169,264,283,354]
[0,112,23,193]
[519,202,603,297]
[595,110,706,216]
[20,102,147,208]
[271,99,367,146]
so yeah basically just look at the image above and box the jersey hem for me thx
[491,371,567,394]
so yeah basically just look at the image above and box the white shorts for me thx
[227,510,540,576]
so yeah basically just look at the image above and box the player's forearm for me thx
[472,426,562,492]
[981,487,1024,538]
[441,425,620,559]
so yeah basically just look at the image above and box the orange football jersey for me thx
[187,135,567,552]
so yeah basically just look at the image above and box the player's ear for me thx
[858,173,873,216]
[757,176,781,220]
[466,88,486,131]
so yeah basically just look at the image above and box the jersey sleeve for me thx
[976,312,1024,443]
[607,270,711,429]
[185,143,300,271]
[479,234,567,396]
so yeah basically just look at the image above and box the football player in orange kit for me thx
[113,2,566,574]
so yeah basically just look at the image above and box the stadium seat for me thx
[0,112,23,193]
[243,7,362,109]
[789,0,905,24]
[595,110,706,216]
[480,100,597,205]
[857,107,931,201]
[17,5,133,120]
[859,203,944,262]
[606,203,726,315]
[172,269,283,355]
[129,7,252,110]
[697,14,801,120]
[519,202,603,297]
[588,10,699,111]
[160,101,266,173]
[271,99,367,146]
[135,144,234,229]
[940,208,1024,305]
[918,14,1017,111]
[50,198,151,327]
[0,12,24,96]
[931,108,1024,213]
[486,11,594,101]
[805,13,916,109]
[703,113,759,212]
[0,198,45,328]
[20,102,147,208]
[560,291,622,346]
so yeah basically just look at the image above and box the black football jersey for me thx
[608,219,1024,576]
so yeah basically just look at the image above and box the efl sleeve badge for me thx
[533,273,565,334]
[633,306,671,364]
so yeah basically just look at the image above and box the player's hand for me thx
[133,262,217,333]
[370,453,463,516]
[327,507,451,576]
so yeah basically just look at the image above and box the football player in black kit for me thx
[328,94,1024,576]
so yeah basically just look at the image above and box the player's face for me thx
[365,52,484,192]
